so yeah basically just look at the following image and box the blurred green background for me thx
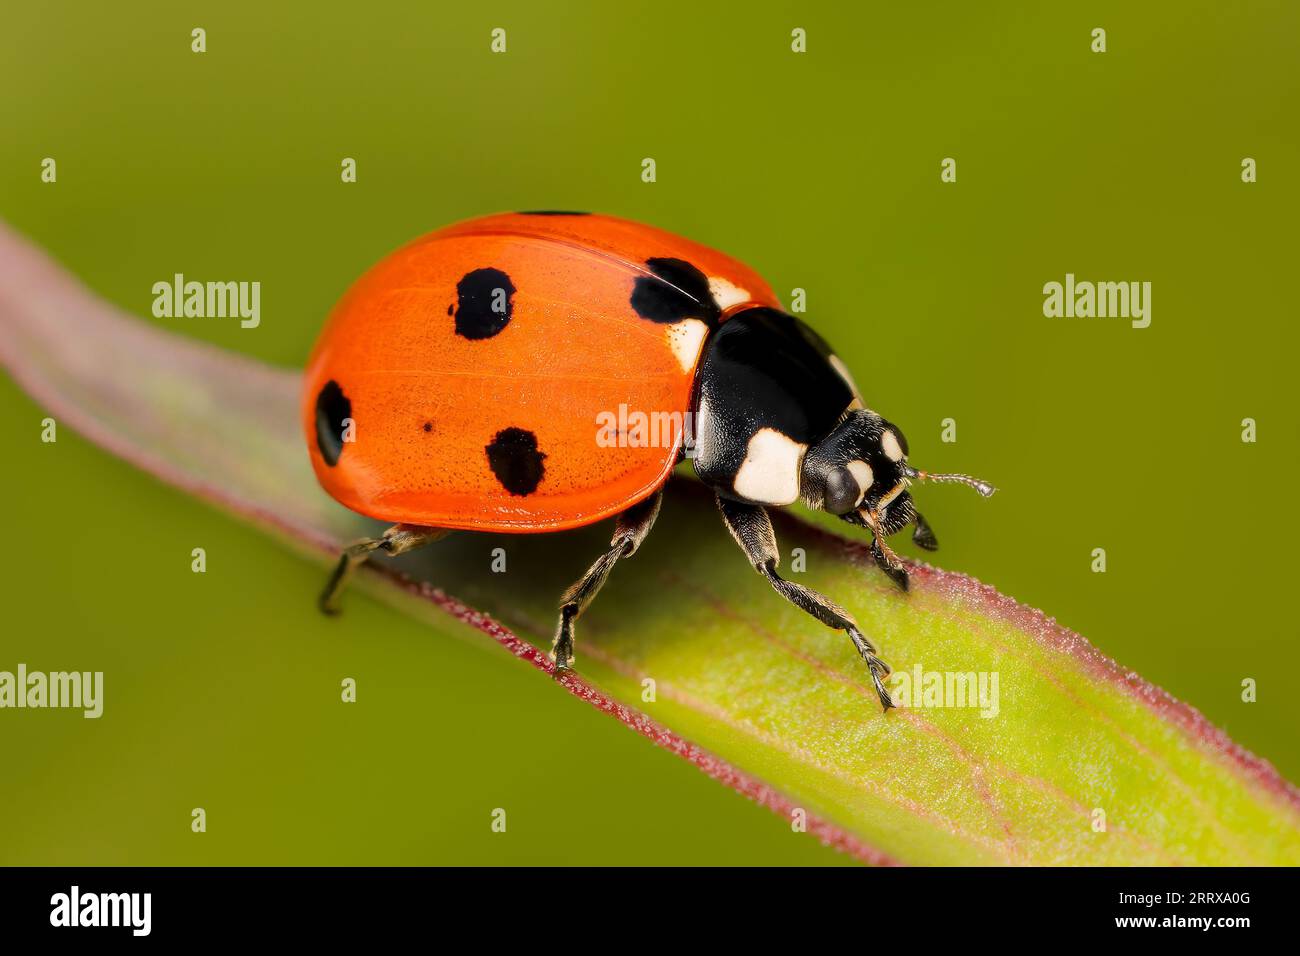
[1,1,1296,864]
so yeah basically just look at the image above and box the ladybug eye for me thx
[823,467,861,515]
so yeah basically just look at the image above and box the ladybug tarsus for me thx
[319,538,383,616]
[849,629,895,710]
[870,537,911,592]
[911,510,939,551]
[549,489,662,671]
[319,524,451,616]
[550,605,577,672]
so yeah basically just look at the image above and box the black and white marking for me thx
[630,258,721,326]
[690,308,855,506]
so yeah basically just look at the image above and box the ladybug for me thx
[302,212,994,710]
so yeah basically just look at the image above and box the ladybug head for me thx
[801,409,995,539]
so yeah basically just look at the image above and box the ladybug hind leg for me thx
[551,489,663,671]
[319,524,451,615]
[716,495,893,711]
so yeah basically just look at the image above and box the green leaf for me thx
[3,222,1297,865]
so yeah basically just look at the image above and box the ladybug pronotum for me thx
[302,212,994,710]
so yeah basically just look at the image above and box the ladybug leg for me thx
[868,536,911,591]
[847,507,911,591]
[550,489,663,671]
[319,524,450,615]
[911,510,939,551]
[716,496,894,711]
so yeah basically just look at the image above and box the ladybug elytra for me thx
[302,212,994,710]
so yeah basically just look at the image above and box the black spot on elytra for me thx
[485,427,546,496]
[518,210,590,216]
[630,257,720,326]
[314,380,351,467]
[422,421,433,433]
[454,267,516,339]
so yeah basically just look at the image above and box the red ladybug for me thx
[303,212,994,709]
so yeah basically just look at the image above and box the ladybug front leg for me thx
[319,524,450,615]
[551,489,663,671]
[911,510,939,551]
[716,495,894,711]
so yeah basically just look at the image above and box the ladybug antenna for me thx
[901,465,996,498]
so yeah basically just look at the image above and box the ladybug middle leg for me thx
[551,488,663,671]
[319,524,451,615]
[716,496,894,711]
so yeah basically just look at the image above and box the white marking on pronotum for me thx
[881,429,904,462]
[666,318,710,372]
[828,354,861,398]
[733,428,807,505]
[847,459,874,504]
[688,392,714,461]
[708,276,749,311]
